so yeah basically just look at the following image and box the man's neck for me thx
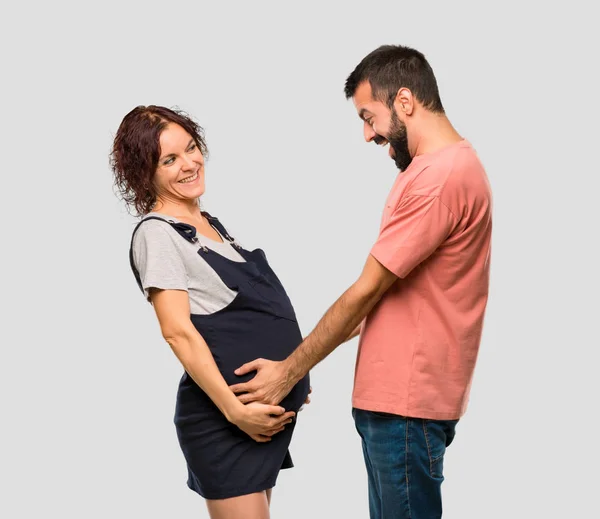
[409,113,463,158]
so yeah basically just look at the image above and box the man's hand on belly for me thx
[229,358,296,406]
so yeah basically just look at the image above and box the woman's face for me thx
[154,123,205,204]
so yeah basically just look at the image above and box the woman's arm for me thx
[150,288,295,442]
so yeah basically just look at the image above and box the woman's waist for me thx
[177,371,310,415]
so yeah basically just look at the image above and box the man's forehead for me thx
[353,81,380,116]
[353,81,373,106]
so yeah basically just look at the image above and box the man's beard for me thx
[388,108,412,171]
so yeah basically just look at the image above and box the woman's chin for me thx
[178,183,205,200]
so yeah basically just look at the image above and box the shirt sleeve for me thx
[370,195,457,278]
[132,222,188,299]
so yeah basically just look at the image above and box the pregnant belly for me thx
[187,313,310,412]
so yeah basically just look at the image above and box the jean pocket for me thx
[423,419,458,478]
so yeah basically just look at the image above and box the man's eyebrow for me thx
[358,108,372,120]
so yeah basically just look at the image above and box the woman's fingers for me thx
[252,434,271,443]
[259,418,293,438]
[265,419,292,437]
[279,411,295,423]
[267,412,294,429]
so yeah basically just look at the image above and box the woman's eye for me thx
[188,144,197,152]
[164,157,175,165]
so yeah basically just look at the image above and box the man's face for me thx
[353,81,412,171]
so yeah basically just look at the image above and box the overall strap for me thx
[202,211,239,247]
[128,216,199,294]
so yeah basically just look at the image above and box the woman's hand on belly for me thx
[151,289,296,441]
[229,402,296,443]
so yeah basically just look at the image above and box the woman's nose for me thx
[181,154,196,170]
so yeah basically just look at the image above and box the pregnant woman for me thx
[110,105,311,519]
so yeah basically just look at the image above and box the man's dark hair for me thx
[344,45,444,113]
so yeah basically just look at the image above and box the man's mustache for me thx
[373,135,387,146]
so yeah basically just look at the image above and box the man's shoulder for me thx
[401,142,490,218]
[422,142,488,193]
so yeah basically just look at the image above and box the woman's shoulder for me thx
[132,214,182,248]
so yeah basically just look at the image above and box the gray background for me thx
[1,1,598,517]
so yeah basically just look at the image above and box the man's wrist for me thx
[283,355,305,385]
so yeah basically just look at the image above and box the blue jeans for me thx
[352,408,458,519]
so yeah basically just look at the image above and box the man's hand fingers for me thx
[229,382,250,394]
[234,358,264,376]
[303,387,312,404]
[236,393,257,404]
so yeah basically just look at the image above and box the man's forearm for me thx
[285,282,378,382]
[344,323,362,343]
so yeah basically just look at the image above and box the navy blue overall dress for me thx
[129,213,310,499]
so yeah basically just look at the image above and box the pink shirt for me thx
[352,140,492,420]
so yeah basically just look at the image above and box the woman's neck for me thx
[153,198,203,220]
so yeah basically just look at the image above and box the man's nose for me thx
[364,121,376,143]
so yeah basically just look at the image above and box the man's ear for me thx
[394,87,414,116]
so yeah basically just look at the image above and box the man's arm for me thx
[344,323,362,343]
[285,254,396,382]
[230,193,456,405]
[230,254,397,404]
